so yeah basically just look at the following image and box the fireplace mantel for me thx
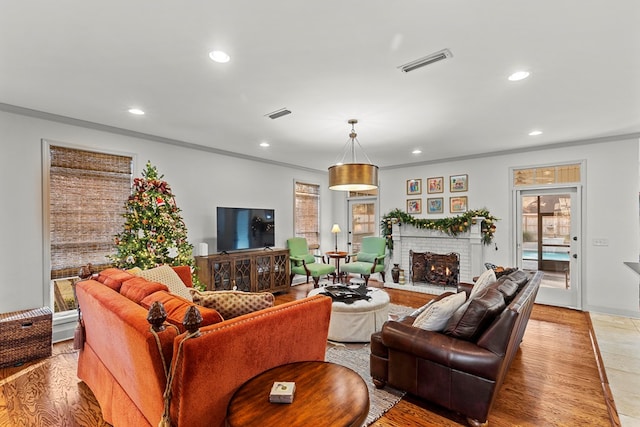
[387,218,485,292]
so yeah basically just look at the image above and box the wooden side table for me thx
[226,361,369,427]
[326,251,349,284]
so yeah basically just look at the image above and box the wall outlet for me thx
[592,238,609,246]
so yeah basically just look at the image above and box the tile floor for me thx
[590,313,640,426]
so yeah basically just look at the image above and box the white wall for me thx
[2,108,638,319]
[379,138,640,318]
[0,110,331,313]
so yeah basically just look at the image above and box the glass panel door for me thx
[516,188,581,309]
[347,199,377,254]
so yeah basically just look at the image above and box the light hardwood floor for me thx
[0,281,620,426]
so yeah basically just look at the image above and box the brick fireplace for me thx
[385,218,486,294]
[410,250,460,287]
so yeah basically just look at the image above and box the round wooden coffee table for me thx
[226,361,369,427]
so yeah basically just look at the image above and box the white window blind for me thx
[294,181,320,246]
[48,145,132,279]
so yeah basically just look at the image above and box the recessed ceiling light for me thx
[128,108,145,115]
[508,71,530,81]
[412,149,422,154]
[209,50,230,63]
[260,142,270,148]
[528,130,543,136]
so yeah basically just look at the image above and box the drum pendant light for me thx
[328,119,379,191]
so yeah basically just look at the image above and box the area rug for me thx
[324,303,413,426]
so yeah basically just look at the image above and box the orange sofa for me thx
[75,266,332,427]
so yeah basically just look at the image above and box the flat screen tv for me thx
[216,207,275,252]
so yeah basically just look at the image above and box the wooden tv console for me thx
[195,248,290,293]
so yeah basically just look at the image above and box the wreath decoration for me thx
[381,208,498,250]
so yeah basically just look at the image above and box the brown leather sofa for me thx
[370,270,543,426]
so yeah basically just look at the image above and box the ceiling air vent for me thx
[398,48,453,73]
[265,108,292,119]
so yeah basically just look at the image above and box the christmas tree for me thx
[109,161,198,282]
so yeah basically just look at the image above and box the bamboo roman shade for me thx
[294,181,320,246]
[49,145,132,279]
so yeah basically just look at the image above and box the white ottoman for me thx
[308,287,390,342]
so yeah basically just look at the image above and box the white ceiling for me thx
[2,1,639,171]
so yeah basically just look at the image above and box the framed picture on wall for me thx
[427,197,444,214]
[450,196,468,213]
[450,174,468,192]
[427,177,444,194]
[406,179,422,195]
[407,198,422,214]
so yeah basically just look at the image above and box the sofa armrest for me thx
[289,255,307,266]
[76,280,178,423]
[169,295,332,427]
[381,320,503,380]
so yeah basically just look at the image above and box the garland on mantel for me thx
[381,208,498,250]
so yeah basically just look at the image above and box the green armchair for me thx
[287,237,336,288]
[340,236,387,286]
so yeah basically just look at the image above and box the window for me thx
[348,188,378,198]
[294,181,320,246]
[513,163,580,186]
[45,142,132,313]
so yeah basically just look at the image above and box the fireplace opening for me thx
[410,250,460,287]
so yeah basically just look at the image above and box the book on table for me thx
[269,381,296,403]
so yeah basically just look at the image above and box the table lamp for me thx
[331,224,341,252]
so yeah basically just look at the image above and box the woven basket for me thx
[0,307,52,368]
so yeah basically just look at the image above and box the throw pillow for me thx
[136,265,193,302]
[506,270,528,287]
[490,278,519,304]
[444,287,506,341]
[412,291,467,332]
[410,300,436,317]
[190,289,274,319]
[120,277,169,304]
[126,266,143,276]
[140,291,224,332]
[469,268,496,300]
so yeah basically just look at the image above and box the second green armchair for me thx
[287,237,336,288]
[340,236,387,286]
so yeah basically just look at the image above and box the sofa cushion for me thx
[412,291,467,332]
[120,277,169,304]
[136,265,193,302]
[140,291,224,332]
[96,268,135,292]
[506,270,529,287]
[469,268,496,300]
[190,289,274,319]
[490,278,519,304]
[444,287,506,341]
